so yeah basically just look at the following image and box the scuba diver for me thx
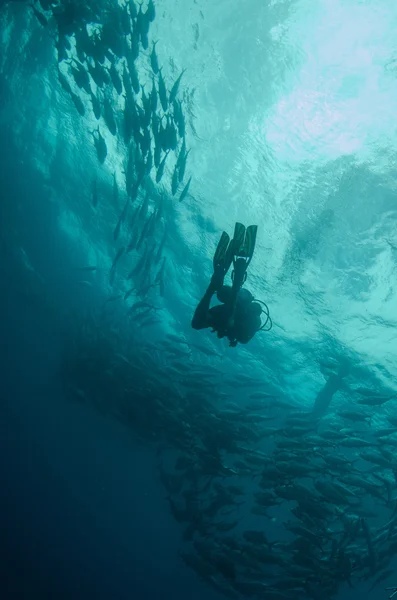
[192,222,272,347]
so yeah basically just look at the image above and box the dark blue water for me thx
[0,277,226,600]
[0,138,223,600]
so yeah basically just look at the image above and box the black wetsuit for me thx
[192,285,261,345]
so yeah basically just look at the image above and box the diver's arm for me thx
[191,284,216,329]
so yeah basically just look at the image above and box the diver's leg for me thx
[191,284,216,329]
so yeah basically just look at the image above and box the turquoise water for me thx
[2,1,397,599]
[3,0,397,394]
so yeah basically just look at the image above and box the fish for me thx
[136,211,155,251]
[129,0,138,19]
[87,60,108,88]
[139,315,162,329]
[141,84,151,118]
[108,60,123,95]
[139,127,151,156]
[156,150,170,183]
[147,0,156,22]
[249,392,275,400]
[358,395,395,406]
[112,172,119,209]
[176,138,186,169]
[154,143,162,169]
[361,518,377,574]
[154,229,167,264]
[134,148,147,190]
[171,164,179,195]
[369,568,394,591]
[74,24,92,61]
[178,149,190,182]
[74,266,97,272]
[178,176,192,202]
[128,248,149,279]
[126,305,152,321]
[124,143,135,192]
[136,2,150,37]
[140,31,149,51]
[150,41,159,74]
[126,300,154,315]
[169,68,186,104]
[164,115,178,150]
[145,149,153,174]
[103,97,117,136]
[158,117,168,151]
[70,92,85,117]
[129,60,140,94]
[138,192,150,221]
[339,437,375,448]
[90,127,107,163]
[90,92,101,120]
[119,4,132,36]
[37,0,56,9]
[373,427,397,438]
[124,287,135,301]
[109,246,125,285]
[114,197,130,241]
[136,103,146,129]
[360,451,391,469]
[122,64,134,102]
[155,257,166,284]
[387,415,397,427]
[53,35,69,63]
[150,79,158,112]
[58,69,72,94]
[77,280,93,289]
[29,3,48,27]
[155,257,166,297]
[130,27,140,61]
[113,217,123,242]
[158,68,168,111]
[69,59,91,94]
[137,280,156,297]
[337,409,370,422]
[123,98,138,144]
[173,99,185,137]
[354,387,388,397]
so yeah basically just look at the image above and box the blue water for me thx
[0,133,224,599]
[0,233,217,600]
[2,1,397,599]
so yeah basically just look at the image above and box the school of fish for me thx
[61,310,397,600]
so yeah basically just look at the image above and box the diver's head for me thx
[217,285,233,304]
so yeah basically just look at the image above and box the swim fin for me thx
[239,224,257,265]
[231,223,258,290]
[230,222,246,257]
[213,223,257,285]
[213,231,231,271]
